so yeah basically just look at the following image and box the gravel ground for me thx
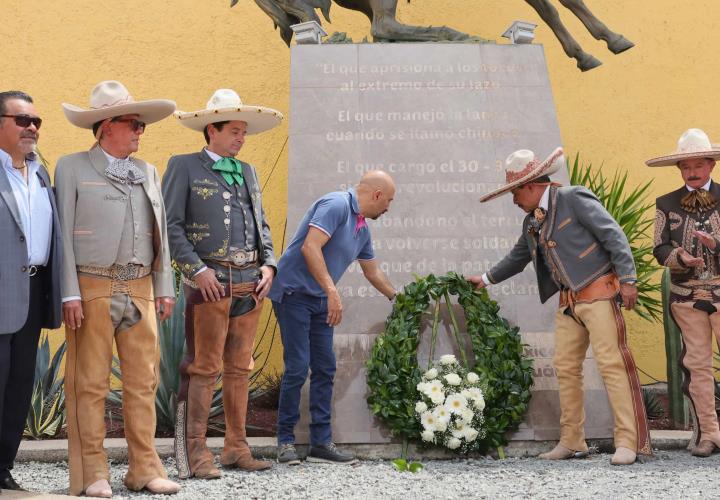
[11,450,720,499]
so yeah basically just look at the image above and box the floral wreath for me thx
[366,272,534,453]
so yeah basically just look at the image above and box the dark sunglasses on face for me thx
[111,117,146,133]
[1,114,42,130]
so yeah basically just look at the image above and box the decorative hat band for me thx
[506,160,539,183]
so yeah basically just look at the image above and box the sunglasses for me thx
[111,117,146,133]
[1,114,42,130]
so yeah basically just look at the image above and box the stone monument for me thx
[286,42,614,444]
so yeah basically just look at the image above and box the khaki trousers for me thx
[670,301,720,446]
[174,284,263,478]
[65,274,165,495]
[554,299,651,455]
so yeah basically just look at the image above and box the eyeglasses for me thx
[0,114,42,130]
[111,117,146,133]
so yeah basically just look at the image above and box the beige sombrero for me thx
[175,89,283,135]
[62,80,176,129]
[646,128,720,167]
[479,147,565,203]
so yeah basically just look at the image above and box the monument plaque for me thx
[287,43,613,444]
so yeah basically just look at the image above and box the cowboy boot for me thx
[183,375,222,479]
[220,372,272,471]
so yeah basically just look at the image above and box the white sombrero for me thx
[62,80,176,129]
[175,89,283,135]
[479,148,565,203]
[646,128,720,167]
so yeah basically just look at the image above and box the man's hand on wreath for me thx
[467,275,486,289]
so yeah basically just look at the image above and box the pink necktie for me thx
[355,214,367,235]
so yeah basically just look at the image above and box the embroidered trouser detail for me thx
[554,299,651,455]
[670,301,720,447]
[174,283,261,478]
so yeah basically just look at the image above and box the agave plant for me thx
[24,333,66,439]
[568,154,663,322]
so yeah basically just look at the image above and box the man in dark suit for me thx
[469,147,651,466]
[0,90,62,490]
[163,89,282,479]
[648,128,720,457]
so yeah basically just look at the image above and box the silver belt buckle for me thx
[28,265,38,276]
[230,250,249,266]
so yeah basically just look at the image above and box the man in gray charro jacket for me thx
[163,89,282,480]
[468,147,651,466]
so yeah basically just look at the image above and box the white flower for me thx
[421,429,435,442]
[460,408,475,423]
[416,381,428,394]
[465,387,485,410]
[434,419,448,432]
[439,354,458,365]
[463,427,479,442]
[447,437,462,449]
[420,411,436,431]
[423,368,438,380]
[444,373,462,386]
[415,401,428,414]
[467,372,480,383]
[444,393,469,414]
[451,421,467,438]
[429,391,445,405]
[432,405,451,424]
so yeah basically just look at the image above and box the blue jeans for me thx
[273,292,335,446]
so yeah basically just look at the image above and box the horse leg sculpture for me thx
[558,0,634,54]
[367,0,474,42]
[525,0,602,71]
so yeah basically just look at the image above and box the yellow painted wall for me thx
[3,0,717,384]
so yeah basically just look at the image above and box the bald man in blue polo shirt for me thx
[269,171,397,465]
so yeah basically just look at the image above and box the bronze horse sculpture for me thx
[232,0,634,71]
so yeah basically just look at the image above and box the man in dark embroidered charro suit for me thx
[162,89,282,479]
[648,128,720,457]
[469,147,651,466]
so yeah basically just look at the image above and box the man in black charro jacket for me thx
[162,89,282,479]
[648,128,720,458]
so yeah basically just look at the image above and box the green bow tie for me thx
[212,157,244,186]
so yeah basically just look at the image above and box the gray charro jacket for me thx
[161,150,276,279]
[486,185,636,303]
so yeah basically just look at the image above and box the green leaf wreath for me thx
[366,272,533,453]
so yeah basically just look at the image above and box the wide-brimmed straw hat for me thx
[175,89,283,135]
[645,128,720,167]
[62,80,176,129]
[479,148,565,203]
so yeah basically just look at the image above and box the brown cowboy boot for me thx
[183,375,222,479]
[220,372,272,471]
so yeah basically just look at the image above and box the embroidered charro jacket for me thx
[54,145,174,299]
[162,150,276,279]
[487,185,637,303]
[653,181,720,302]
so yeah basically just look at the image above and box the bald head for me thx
[355,170,396,219]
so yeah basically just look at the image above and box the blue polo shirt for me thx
[269,188,374,300]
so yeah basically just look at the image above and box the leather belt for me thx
[77,263,152,281]
[559,273,620,309]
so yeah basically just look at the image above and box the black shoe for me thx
[307,443,358,465]
[0,472,24,491]
[277,443,301,465]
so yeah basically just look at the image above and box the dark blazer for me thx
[487,185,636,303]
[162,150,276,278]
[0,161,62,333]
[653,180,720,283]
